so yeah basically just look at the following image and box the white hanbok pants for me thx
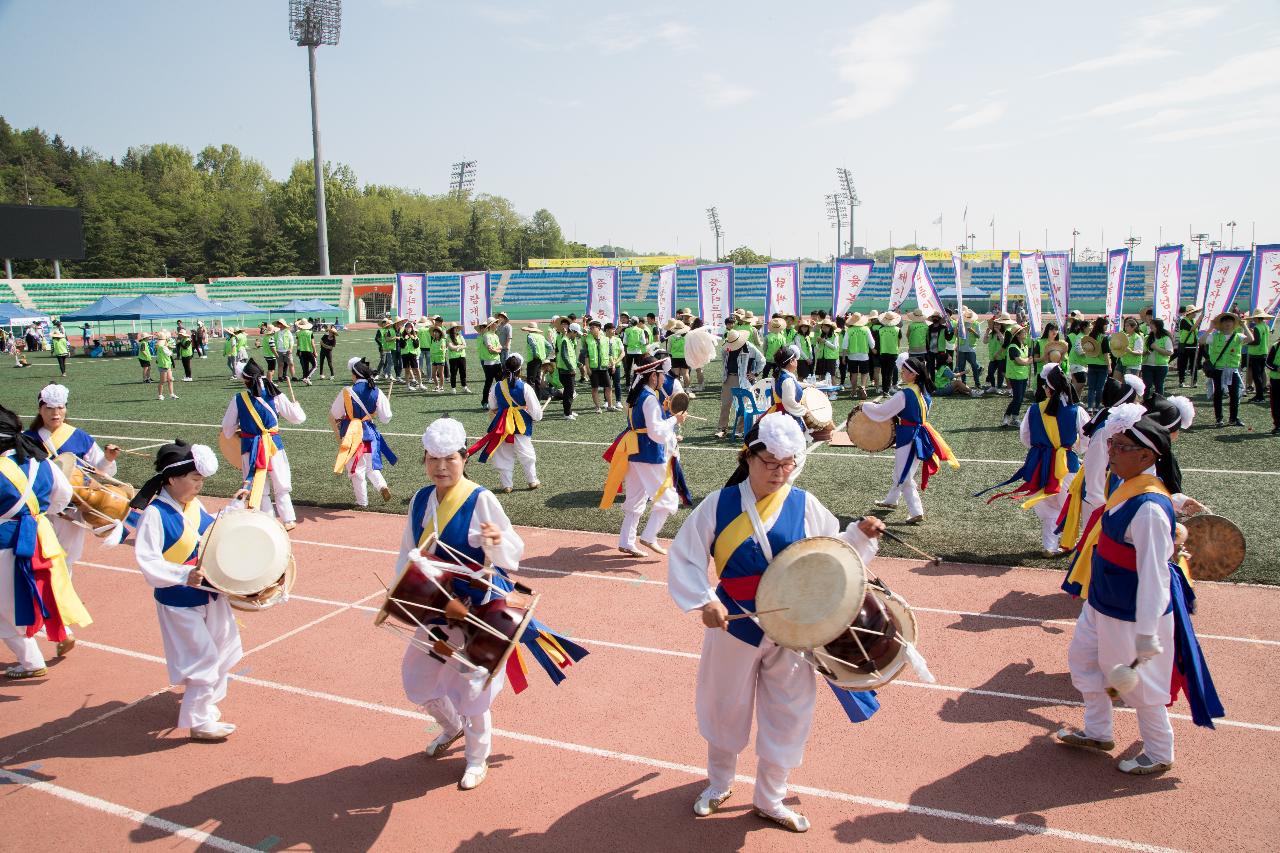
[492,436,538,490]
[240,450,296,524]
[697,627,817,813]
[1033,470,1075,551]
[0,553,48,669]
[1068,603,1176,764]
[347,453,389,507]
[619,461,679,550]
[156,597,244,729]
[50,513,87,575]
[402,623,505,768]
[882,444,924,517]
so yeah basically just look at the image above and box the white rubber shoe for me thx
[693,787,733,817]
[459,763,488,790]
[425,727,464,757]
[754,805,810,833]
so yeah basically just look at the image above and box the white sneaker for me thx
[157,395,165,401]
[462,386,472,394]
[170,394,179,399]
[425,727,464,757]
[459,763,488,790]
[1117,753,1173,775]
[182,377,192,382]
[565,413,578,420]
[693,787,733,816]
[594,407,603,414]
[754,805,810,833]
[303,378,312,386]
[451,388,458,394]
[190,721,236,741]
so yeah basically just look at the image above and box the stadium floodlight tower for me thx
[836,168,859,257]
[825,193,847,257]
[289,0,341,276]
[450,161,477,199]
[706,207,723,261]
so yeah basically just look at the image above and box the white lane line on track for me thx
[0,687,173,765]
[241,590,386,656]
[0,768,259,853]
[77,558,1280,648]
[62,639,1185,853]
[26,415,1276,476]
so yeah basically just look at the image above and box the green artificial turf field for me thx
[8,331,1278,584]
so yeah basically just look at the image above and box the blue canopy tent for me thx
[276,298,342,316]
[0,302,50,326]
[934,286,994,312]
[213,299,265,313]
[60,295,132,321]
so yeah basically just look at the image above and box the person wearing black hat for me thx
[1057,412,1223,774]
[861,354,959,524]
[765,345,807,435]
[221,359,307,531]
[131,440,245,740]
[468,354,543,492]
[330,357,397,506]
[0,405,89,679]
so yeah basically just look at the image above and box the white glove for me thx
[1135,634,1162,662]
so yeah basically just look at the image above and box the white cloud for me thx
[581,14,694,55]
[1147,112,1280,143]
[702,72,755,108]
[1125,108,1194,129]
[1084,46,1280,117]
[657,21,693,50]
[1043,6,1225,76]
[827,0,952,121]
[946,103,968,113]
[1049,46,1176,75]
[947,101,1006,131]
[475,6,542,27]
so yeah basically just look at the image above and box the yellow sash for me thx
[712,485,792,576]
[1022,401,1072,509]
[416,478,482,549]
[1064,474,1168,601]
[0,456,91,628]
[496,381,528,439]
[238,391,280,510]
[334,387,373,474]
[162,499,205,565]
[42,423,78,456]
[1058,466,1089,550]
[907,385,959,470]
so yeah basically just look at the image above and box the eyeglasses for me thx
[1106,437,1148,454]
[752,456,797,473]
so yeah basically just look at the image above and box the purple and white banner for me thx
[586,266,620,327]
[1152,245,1183,329]
[655,264,677,327]
[951,252,967,339]
[766,261,800,319]
[1041,251,1071,332]
[914,261,946,322]
[395,272,426,321]
[697,264,734,333]
[833,259,874,316]
[460,271,490,339]
[1197,250,1251,332]
[1252,243,1280,320]
[1105,249,1129,333]
[1000,251,1011,314]
[1019,252,1044,338]
[888,256,920,311]
[1194,255,1211,311]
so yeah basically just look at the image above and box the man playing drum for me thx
[221,359,306,531]
[861,354,959,525]
[130,441,245,740]
[667,412,886,832]
[396,418,586,791]
[1057,412,1223,774]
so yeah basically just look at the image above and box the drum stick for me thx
[285,372,297,404]
[681,413,709,422]
[859,517,942,565]
[725,607,790,622]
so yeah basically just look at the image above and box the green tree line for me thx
[0,116,598,281]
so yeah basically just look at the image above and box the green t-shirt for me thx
[794,332,814,359]
[51,336,69,356]
[177,337,194,358]
[1206,330,1244,369]
[137,340,153,362]
[987,332,1005,359]
[429,336,445,361]
[556,336,580,371]
[1248,322,1270,356]
[1144,333,1172,366]
[623,325,646,353]
[933,366,954,387]
[222,335,236,357]
[417,328,431,352]
[585,334,606,368]
[877,326,900,355]
[477,332,501,363]
[1177,319,1197,346]
[401,333,420,356]
[447,337,466,360]
[1120,332,1144,368]
[764,331,785,358]
[236,331,248,351]
[1267,344,1280,380]
[668,335,686,358]
[154,340,173,369]
[1005,343,1030,380]
[608,336,624,365]
[1081,334,1108,367]
[818,334,840,360]
[906,321,928,353]
[845,326,871,356]
[297,329,314,353]
[527,333,549,361]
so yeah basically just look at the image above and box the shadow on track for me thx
[936,660,1077,729]
[943,590,1081,635]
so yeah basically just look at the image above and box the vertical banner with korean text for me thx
[1000,251,1011,313]
[1196,250,1251,332]
[1194,255,1211,312]
[765,261,800,319]
[655,264,677,327]
[1152,245,1183,328]
[833,259,874,315]
[1252,243,1280,321]
[913,261,946,321]
[459,271,490,338]
[586,266,620,327]
[395,272,427,321]
[1041,251,1071,331]
[1019,252,1044,338]
[1105,249,1129,332]
[951,252,967,339]
[888,256,920,311]
[697,264,734,333]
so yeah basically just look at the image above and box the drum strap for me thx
[163,499,204,565]
[41,423,78,457]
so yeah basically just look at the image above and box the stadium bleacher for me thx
[205,276,345,310]
[15,278,188,316]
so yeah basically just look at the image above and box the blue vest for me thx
[628,387,666,465]
[0,456,55,550]
[151,500,216,608]
[339,381,396,469]
[1087,492,1176,623]
[408,485,514,613]
[490,379,534,437]
[25,426,95,460]
[894,387,931,447]
[712,486,808,647]
[234,392,284,454]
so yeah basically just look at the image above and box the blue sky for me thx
[1,0,1275,261]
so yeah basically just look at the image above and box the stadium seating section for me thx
[14,279,189,316]
[205,276,346,309]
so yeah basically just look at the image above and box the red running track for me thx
[2,500,1278,852]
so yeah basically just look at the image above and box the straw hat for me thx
[51,329,66,339]
[818,318,837,329]
[1068,309,1085,321]
[378,318,393,327]
[295,319,312,330]
[767,317,786,332]
[1043,339,1070,360]
[724,329,750,351]
[878,311,902,327]
[669,322,689,337]
[158,329,171,340]
[992,312,1016,325]
[663,318,683,332]
[495,311,508,320]
[866,309,881,321]
[960,307,978,323]
[1215,311,1239,326]
[177,328,191,338]
[848,312,869,327]
[1246,308,1275,321]
[521,323,541,333]
[905,309,926,323]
